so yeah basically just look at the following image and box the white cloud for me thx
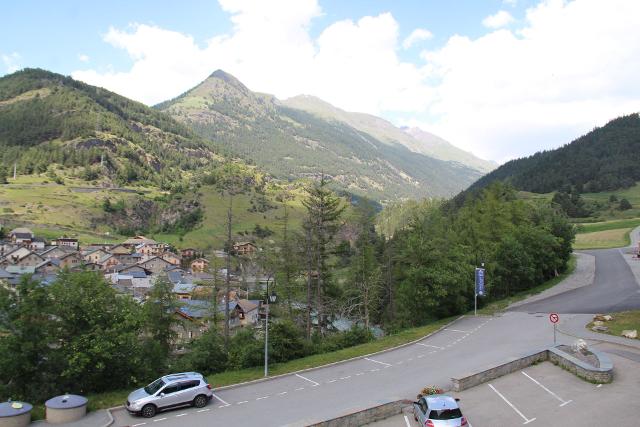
[421,0,640,160]
[2,52,21,73]
[73,0,640,162]
[72,0,429,114]
[402,28,433,49]
[503,0,517,6]
[78,54,90,62]
[482,10,515,29]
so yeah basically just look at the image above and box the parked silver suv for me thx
[126,372,213,418]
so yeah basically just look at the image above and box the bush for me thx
[227,329,263,369]
[619,198,632,210]
[174,329,227,375]
[269,320,308,363]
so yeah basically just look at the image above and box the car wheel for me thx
[193,395,208,408]
[141,404,157,418]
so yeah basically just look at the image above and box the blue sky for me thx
[2,0,639,162]
[2,0,531,76]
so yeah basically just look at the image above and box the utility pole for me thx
[224,193,232,350]
[13,162,16,180]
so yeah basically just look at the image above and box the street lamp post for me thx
[264,283,277,377]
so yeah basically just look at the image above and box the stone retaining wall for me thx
[307,400,412,427]
[452,350,548,392]
[452,346,612,391]
[548,347,613,383]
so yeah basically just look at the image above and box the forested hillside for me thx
[157,70,483,200]
[468,114,640,194]
[0,68,216,189]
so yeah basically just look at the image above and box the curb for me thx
[103,407,117,426]
[214,315,468,392]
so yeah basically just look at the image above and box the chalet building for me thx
[181,248,198,259]
[58,252,83,269]
[0,248,45,268]
[109,244,132,255]
[137,256,173,275]
[161,251,182,266]
[83,248,110,264]
[233,242,257,256]
[122,235,156,248]
[190,258,209,272]
[51,237,79,250]
[27,238,46,252]
[9,228,34,244]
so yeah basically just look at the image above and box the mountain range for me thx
[156,70,493,200]
[0,68,493,201]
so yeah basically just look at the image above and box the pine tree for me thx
[302,176,345,335]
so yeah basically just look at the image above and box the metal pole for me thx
[264,280,269,377]
[554,323,557,345]
[474,290,477,317]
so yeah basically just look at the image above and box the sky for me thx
[2,0,639,163]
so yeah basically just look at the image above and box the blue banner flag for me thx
[475,268,485,296]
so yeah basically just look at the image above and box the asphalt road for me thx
[512,248,640,314]
[113,313,570,427]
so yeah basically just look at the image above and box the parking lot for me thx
[369,342,640,427]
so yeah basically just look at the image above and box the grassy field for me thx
[587,310,640,339]
[154,184,308,251]
[573,218,640,249]
[0,175,312,250]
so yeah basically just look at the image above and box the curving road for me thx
[512,248,640,314]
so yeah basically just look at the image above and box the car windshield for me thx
[430,408,463,420]
[144,378,165,395]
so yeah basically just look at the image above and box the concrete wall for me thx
[308,400,412,427]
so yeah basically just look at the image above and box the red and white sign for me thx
[549,313,559,324]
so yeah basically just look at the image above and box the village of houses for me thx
[0,226,266,347]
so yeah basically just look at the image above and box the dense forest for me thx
[468,114,640,195]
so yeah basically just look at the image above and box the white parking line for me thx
[445,328,470,333]
[278,391,288,395]
[355,372,364,376]
[522,371,572,407]
[364,357,392,367]
[237,400,249,405]
[295,387,305,390]
[327,379,337,383]
[339,376,351,380]
[416,343,444,349]
[211,392,230,406]
[404,414,412,427]
[153,418,167,422]
[132,423,146,427]
[197,408,210,412]
[175,413,187,417]
[256,396,269,400]
[295,373,320,386]
[488,384,536,425]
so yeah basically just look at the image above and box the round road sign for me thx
[549,313,559,324]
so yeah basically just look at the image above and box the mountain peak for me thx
[207,69,247,89]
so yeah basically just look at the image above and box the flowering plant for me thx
[421,385,444,396]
